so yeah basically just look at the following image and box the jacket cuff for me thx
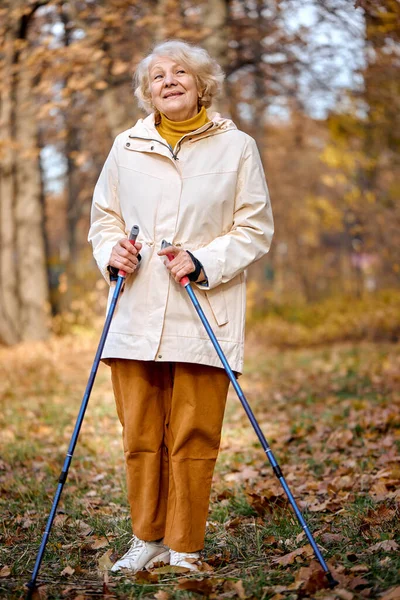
[190,247,223,290]
[186,251,204,282]
[107,265,119,282]
[93,244,118,285]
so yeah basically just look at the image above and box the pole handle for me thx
[166,253,190,287]
[118,225,140,278]
[161,239,190,286]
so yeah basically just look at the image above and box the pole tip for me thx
[25,581,35,599]
[326,572,339,588]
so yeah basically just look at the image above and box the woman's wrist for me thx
[197,269,206,283]
[187,251,204,282]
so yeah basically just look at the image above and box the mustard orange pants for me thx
[110,359,229,552]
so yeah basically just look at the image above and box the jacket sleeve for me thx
[191,135,274,290]
[88,139,127,284]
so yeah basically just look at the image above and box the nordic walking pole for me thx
[26,225,140,597]
[162,243,338,589]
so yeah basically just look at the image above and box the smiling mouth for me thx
[164,92,183,99]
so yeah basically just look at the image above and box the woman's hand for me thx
[109,238,142,274]
[158,245,197,283]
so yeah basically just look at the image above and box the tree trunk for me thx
[0,2,50,345]
[0,25,20,345]
[201,0,229,67]
[201,0,230,115]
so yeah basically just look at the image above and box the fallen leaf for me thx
[60,565,75,577]
[177,577,214,595]
[102,570,111,596]
[152,564,190,574]
[336,590,354,600]
[135,569,158,583]
[98,549,113,572]
[232,580,247,599]
[225,516,243,530]
[294,560,329,594]
[217,489,234,500]
[321,532,345,544]
[380,587,400,600]
[198,561,214,572]
[54,514,68,527]
[350,564,369,573]
[37,585,48,599]
[348,575,369,590]
[264,585,287,595]
[264,535,278,545]
[223,579,248,599]
[326,429,353,449]
[205,552,231,567]
[91,536,109,550]
[22,518,34,528]
[367,540,399,553]
[363,506,396,525]
[272,545,313,566]
[0,566,11,578]
[71,520,92,536]
[154,591,171,600]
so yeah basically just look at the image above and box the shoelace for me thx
[121,536,144,559]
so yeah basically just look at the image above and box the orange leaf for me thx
[177,577,215,595]
[91,536,109,550]
[135,570,158,583]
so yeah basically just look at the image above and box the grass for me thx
[0,335,399,598]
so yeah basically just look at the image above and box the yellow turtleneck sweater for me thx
[156,106,209,150]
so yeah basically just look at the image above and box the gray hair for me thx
[134,40,225,113]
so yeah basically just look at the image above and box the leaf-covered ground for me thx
[0,335,399,599]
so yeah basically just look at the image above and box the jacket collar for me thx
[124,111,237,160]
[129,110,237,141]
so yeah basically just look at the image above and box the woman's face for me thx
[149,56,200,121]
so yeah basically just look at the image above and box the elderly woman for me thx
[88,40,273,573]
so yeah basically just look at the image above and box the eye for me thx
[153,74,163,80]
[176,69,186,74]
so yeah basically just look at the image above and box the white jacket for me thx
[88,112,274,373]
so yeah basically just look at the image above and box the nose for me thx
[164,71,177,87]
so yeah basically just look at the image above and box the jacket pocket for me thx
[205,286,229,326]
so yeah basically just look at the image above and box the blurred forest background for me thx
[0,0,399,346]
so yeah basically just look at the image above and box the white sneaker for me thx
[170,549,200,571]
[111,535,170,573]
